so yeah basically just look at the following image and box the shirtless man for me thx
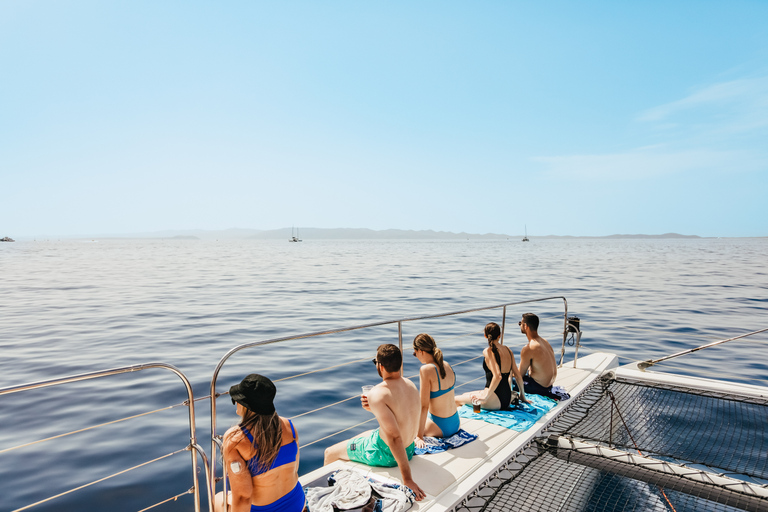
[324,344,426,501]
[516,313,562,400]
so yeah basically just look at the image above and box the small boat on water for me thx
[1,236,14,242]
[290,226,302,242]
[522,225,529,242]
[2,297,766,512]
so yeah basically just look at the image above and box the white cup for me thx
[361,385,374,397]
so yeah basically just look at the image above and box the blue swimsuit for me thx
[427,364,461,437]
[240,420,306,512]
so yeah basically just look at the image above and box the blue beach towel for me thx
[458,394,558,431]
[414,429,478,455]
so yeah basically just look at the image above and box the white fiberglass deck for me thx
[299,352,619,511]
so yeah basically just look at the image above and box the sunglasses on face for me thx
[372,358,378,366]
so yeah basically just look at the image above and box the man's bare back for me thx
[520,336,557,387]
[519,314,557,388]
[369,376,420,444]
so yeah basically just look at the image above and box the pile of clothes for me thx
[305,469,414,512]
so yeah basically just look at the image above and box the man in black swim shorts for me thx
[514,313,563,400]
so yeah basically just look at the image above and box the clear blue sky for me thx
[2,1,767,237]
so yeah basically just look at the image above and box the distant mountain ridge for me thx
[538,233,702,239]
[249,228,510,240]
[23,228,705,240]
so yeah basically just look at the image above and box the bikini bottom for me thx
[249,482,305,512]
[428,410,461,437]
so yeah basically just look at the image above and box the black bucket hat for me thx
[229,374,276,415]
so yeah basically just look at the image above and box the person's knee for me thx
[213,491,227,512]
[324,442,343,464]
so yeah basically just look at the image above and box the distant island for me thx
[540,233,702,240]
[17,228,708,241]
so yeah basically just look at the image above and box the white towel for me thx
[305,469,371,512]
[368,478,414,512]
[305,469,413,512]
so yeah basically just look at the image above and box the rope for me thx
[455,375,485,389]
[647,361,768,385]
[12,448,188,511]
[640,327,768,369]
[272,356,373,383]
[136,489,192,512]
[452,355,483,367]
[607,391,678,512]
[288,394,360,420]
[0,404,182,455]
[299,417,378,449]
[432,331,482,345]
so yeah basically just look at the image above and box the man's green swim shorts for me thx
[346,428,415,467]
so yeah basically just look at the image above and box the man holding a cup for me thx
[323,344,426,501]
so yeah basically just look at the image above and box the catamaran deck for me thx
[300,352,620,510]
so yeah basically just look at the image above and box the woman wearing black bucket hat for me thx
[215,374,306,512]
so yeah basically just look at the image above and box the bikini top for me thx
[483,346,512,381]
[240,420,298,477]
[429,363,456,398]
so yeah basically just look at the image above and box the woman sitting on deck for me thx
[455,322,529,410]
[412,333,461,447]
[216,374,306,512]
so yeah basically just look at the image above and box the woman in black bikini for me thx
[455,322,528,410]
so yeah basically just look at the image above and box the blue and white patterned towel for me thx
[414,429,478,455]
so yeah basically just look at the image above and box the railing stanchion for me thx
[501,305,507,345]
[559,298,569,367]
[573,331,582,368]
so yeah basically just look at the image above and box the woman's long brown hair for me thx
[239,409,283,474]
[413,333,447,379]
[484,322,501,358]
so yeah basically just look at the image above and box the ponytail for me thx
[433,347,447,379]
[485,322,501,358]
[413,333,447,378]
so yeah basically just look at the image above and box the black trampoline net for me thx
[455,377,768,512]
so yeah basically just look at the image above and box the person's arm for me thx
[518,345,531,378]
[369,394,426,501]
[415,366,432,448]
[222,432,253,512]
[509,348,529,403]
[293,421,300,474]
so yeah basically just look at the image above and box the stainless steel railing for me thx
[637,326,768,370]
[208,296,571,501]
[0,363,213,512]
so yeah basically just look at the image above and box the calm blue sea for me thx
[1,238,767,511]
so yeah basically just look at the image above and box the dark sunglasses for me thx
[371,358,378,366]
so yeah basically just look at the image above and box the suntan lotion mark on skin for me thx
[230,461,243,474]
